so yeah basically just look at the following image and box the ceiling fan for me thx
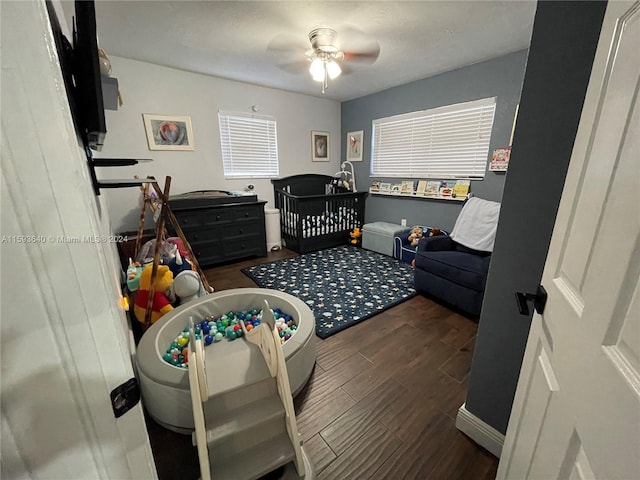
[269,26,380,94]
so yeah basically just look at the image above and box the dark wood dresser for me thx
[168,191,267,267]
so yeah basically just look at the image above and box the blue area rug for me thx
[241,246,416,339]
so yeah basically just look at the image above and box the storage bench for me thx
[362,222,410,257]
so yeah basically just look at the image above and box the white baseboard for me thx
[455,403,505,458]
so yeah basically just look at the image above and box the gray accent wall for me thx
[465,0,607,435]
[340,50,528,231]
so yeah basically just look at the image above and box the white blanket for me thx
[450,197,501,252]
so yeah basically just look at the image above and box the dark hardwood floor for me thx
[144,248,498,480]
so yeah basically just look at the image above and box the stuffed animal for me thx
[408,226,424,247]
[167,247,192,277]
[134,264,174,325]
[173,270,208,305]
[349,227,362,246]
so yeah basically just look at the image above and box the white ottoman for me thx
[362,222,411,257]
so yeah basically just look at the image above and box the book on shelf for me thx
[370,180,381,192]
[390,183,402,194]
[400,180,415,195]
[426,181,441,196]
[379,182,391,194]
[439,181,456,198]
[453,180,470,198]
[416,180,428,196]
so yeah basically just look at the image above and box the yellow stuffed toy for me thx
[134,264,174,325]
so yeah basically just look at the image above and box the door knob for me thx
[515,285,547,316]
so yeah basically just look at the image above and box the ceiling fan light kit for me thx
[307,28,346,94]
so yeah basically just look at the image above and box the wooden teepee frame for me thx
[134,176,212,330]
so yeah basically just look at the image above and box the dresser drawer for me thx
[222,221,263,239]
[174,211,201,229]
[182,227,220,244]
[201,209,232,226]
[230,205,262,221]
[223,235,262,257]
[191,241,223,263]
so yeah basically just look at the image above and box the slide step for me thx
[205,394,285,447]
[210,432,295,480]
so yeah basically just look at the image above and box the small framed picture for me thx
[311,131,330,162]
[346,130,364,162]
[143,114,194,151]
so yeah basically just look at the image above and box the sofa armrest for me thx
[417,235,456,252]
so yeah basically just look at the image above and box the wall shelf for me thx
[369,190,467,202]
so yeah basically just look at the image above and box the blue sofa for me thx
[413,235,491,317]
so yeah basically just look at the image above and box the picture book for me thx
[370,180,381,192]
[415,180,428,196]
[379,182,391,193]
[439,181,455,197]
[391,183,402,194]
[453,180,470,198]
[426,181,441,196]
[401,180,415,195]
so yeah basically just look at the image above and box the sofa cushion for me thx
[414,251,490,292]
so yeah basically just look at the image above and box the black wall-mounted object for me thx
[46,0,107,151]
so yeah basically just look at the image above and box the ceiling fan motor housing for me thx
[309,28,339,54]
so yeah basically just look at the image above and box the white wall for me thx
[97,56,342,233]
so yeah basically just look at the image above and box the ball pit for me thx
[162,308,299,369]
[136,288,316,434]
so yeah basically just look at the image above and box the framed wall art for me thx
[143,114,194,151]
[346,130,364,162]
[311,131,330,162]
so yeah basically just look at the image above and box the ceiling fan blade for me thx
[275,59,310,75]
[266,33,308,56]
[343,46,380,64]
[337,24,381,64]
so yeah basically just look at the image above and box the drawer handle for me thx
[216,215,220,220]
[193,234,199,240]
[245,212,249,217]
[239,228,244,234]
[196,251,201,257]
[182,219,188,224]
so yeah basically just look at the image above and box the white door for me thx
[1,1,156,478]
[497,2,640,479]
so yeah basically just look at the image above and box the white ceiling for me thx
[79,1,537,102]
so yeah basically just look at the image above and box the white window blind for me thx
[371,97,496,179]
[218,111,279,178]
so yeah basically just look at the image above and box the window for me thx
[371,97,496,179]
[218,111,279,178]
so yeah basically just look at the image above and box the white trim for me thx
[455,403,505,458]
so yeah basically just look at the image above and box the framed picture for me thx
[311,131,330,162]
[143,114,194,151]
[346,130,364,162]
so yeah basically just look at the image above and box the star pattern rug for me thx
[241,246,417,339]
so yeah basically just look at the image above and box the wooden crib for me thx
[272,174,367,254]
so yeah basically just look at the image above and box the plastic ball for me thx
[183,326,189,332]
[177,337,188,346]
[202,325,211,334]
[239,313,246,320]
[235,329,243,338]
[214,332,223,342]
[204,335,213,346]
[246,324,253,332]
[279,330,286,338]
[284,333,291,340]
[163,353,172,362]
[227,330,237,340]
[233,324,241,332]
[195,326,201,335]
